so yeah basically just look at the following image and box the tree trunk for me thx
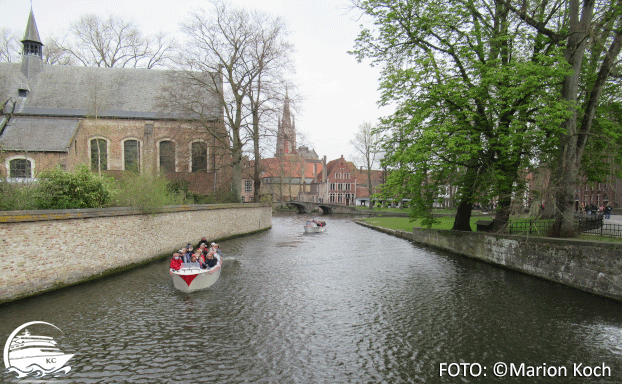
[367,165,373,210]
[230,110,243,202]
[252,109,261,202]
[492,195,512,232]
[550,0,594,237]
[452,165,481,231]
[452,198,473,231]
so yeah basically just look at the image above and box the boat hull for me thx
[304,225,326,233]
[171,255,221,292]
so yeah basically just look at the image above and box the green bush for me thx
[34,165,114,209]
[0,180,38,211]
[0,164,238,211]
[112,172,189,212]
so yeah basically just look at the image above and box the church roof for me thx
[0,116,79,152]
[0,63,221,120]
[258,156,322,180]
[22,9,42,44]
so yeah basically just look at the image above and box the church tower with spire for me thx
[20,8,44,80]
[275,90,296,157]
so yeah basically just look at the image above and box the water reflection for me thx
[0,213,620,383]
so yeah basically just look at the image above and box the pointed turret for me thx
[276,89,296,157]
[21,9,44,79]
[22,10,43,46]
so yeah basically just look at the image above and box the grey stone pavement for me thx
[587,215,622,238]
[604,215,622,225]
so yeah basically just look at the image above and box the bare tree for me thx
[0,29,20,63]
[173,1,261,201]
[171,0,296,202]
[43,37,75,65]
[351,121,381,209]
[50,14,175,68]
[245,10,295,202]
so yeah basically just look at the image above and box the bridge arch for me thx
[275,201,357,214]
[287,202,308,213]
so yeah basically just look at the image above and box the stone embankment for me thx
[0,203,272,304]
[356,221,622,302]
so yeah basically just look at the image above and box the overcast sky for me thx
[1,0,392,163]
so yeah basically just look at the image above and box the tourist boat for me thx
[7,329,74,373]
[171,254,222,293]
[304,220,326,233]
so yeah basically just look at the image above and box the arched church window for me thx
[159,140,176,173]
[191,141,208,172]
[124,140,140,172]
[90,138,108,172]
[9,158,32,178]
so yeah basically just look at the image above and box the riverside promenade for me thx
[604,214,622,225]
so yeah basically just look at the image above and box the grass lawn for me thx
[355,206,473,215]
[359,216,481,231]
[577,234,622,243]
[355,206,409,213]
[360,216,622,243]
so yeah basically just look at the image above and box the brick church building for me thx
[0,10,227,194]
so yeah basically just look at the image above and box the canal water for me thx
[1,214,621,383]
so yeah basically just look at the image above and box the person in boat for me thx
[186,253,202,268]
[202,250,218,269]
[179,247,189,263]
[170,253,182,274]
[201,249,209,262]
[210,242,222,255]
[198,236,209,248]
[195,249,205,265]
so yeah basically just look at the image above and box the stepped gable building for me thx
[316,155,357,205]
[0,10,226,193]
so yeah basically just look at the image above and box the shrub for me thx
[34,165,114,209]
[112,172,189,212]
[0,180,38,211]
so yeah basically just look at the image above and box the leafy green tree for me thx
[352,0,569,230]
[35,165,114,209]
[498,0,622,236]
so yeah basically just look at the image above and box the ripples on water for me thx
[0,213,621,383]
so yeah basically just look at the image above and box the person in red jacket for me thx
[170,253,182,274]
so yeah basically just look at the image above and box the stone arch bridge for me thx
[274,201,357,214]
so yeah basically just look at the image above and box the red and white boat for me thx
[171,254,222,292]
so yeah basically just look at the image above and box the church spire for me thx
[21,8,44,79]
[282,89,291,126]
[275,88,296,157]
[22,9,43,56]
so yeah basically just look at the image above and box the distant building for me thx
[576,177,622,210]
[275,90,297,158]
[0,10,227,194]
[241,92,323,202]
[353,167,385,207]
[297,145,318,160]
[315,155,356,205]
